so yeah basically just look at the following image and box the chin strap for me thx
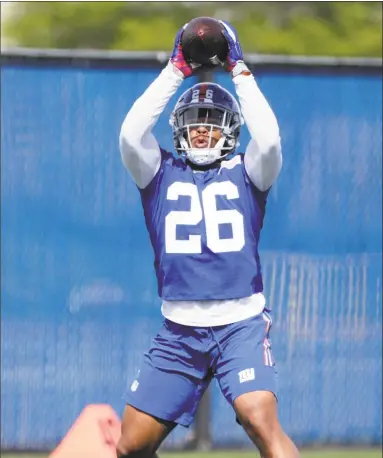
[180,134,229,166]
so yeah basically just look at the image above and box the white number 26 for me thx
[165,181,245,254]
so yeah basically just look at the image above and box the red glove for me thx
[170,24,200,78]
[220,20,251,77]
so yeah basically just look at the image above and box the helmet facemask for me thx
[172,105,241,166]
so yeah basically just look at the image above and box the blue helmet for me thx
[170,82,243,166]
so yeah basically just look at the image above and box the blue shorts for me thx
[123,310,278,427]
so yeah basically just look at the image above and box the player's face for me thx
[189,124,222,149]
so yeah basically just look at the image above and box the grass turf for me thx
[1,450,382,458]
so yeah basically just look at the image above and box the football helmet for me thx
[170,82,243,166]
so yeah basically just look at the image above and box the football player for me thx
[117,21,300,458]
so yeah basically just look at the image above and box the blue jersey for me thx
[139,149,269,301]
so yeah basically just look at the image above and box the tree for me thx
[2,1,382,57]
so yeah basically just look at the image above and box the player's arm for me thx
[119,24,198,189]
[220,22,282,192]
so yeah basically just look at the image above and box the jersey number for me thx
[165,181,245,254]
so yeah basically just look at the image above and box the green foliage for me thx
[3,1,382,57]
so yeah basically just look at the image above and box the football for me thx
[181,17,229,68]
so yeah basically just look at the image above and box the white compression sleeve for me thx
[119,63,184,189]
[233,73,282,191]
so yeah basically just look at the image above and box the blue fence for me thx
[1,56,382,450]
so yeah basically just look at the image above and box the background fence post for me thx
[194,388,213,451]
[198,68,214,83]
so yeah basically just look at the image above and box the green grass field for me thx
[2,450,382,458]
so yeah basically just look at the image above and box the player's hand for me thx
[219,20,251,77]
[170,24,200,78]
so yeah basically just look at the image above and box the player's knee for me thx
[116,435,152,458]
[244,409,281,442]
[238,394,282,443]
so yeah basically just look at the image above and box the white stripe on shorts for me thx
[262,311,273,367]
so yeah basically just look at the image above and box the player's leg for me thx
[116,404,175,457]
[118,319,212,457]
[213,310,300,458]
[234,390,300,458]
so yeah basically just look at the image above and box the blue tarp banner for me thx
[1,63,382,449]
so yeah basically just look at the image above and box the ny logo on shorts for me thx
[238,368,255,383]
